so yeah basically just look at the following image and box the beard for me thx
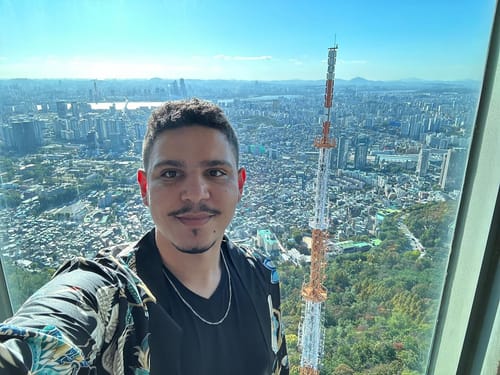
[171,238,217,254]
[166,203,222,254]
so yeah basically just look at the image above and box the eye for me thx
[208,169,226,177]
[162,170,178,178]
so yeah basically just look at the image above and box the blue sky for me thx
[0,0,496,81]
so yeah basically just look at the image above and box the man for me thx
[0,98,289,374]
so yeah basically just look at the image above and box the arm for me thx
[0,339,29,374]
[0,258,123,374]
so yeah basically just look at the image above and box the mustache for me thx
[168,204,221,217]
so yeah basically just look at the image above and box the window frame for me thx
[0,258,12,321]
[427,2,499,373]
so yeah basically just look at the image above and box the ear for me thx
[137,169,149,206]
[237,167,246,199]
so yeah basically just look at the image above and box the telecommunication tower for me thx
[298,44,338,375]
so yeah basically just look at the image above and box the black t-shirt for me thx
[158,248,272,375]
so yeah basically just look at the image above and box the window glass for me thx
[0,1,496,373]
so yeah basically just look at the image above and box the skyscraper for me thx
[354,137,368,170]
[10,118,43,154]
[440,148,468,191]
[417,147,430,177]
[336,136,350,169]
[56,101,68,118]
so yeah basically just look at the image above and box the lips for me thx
[175,214,214,227]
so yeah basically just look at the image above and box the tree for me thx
[332,364,355,375]
[0,190,22,208]
[280,199,454,373]
[3,261,54,311]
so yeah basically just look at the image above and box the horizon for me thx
[0,76,483,84]
[0,0,496,81]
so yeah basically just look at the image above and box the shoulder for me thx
[53,235,156,305]
[82,229,154,277]
[54,242,136,280]
[98,242,139,273]
[224,237,280,285]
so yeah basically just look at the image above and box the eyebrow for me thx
[201,160,234,168]
[151,160,184,170]
[151,159,234,171]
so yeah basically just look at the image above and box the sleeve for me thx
[275,284,290,374]
[262,258,289,375]
[0,258,123,374]
[0,339,29,375]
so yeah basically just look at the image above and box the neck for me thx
[157,237,223,299]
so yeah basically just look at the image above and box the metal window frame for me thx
[427,2,500,373]
[0,257,13,320]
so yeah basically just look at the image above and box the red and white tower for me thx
[298,44,338,375]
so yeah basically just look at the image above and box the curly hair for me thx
[142,98,239,172]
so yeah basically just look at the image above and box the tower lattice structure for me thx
[298,44,338,375]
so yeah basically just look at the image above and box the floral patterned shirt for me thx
[0,230,289,374]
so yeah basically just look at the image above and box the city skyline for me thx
[0,0,496,81]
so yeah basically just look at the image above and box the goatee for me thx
[172,239,217,254]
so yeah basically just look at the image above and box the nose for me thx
[180,174,210,203]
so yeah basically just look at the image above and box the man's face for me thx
[137,125,246,255]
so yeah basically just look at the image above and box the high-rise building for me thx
[0,124,15,150]
[56,101,68,118]
[10,118,43,154]
[336,136,350,169]
[70,102,79,118]
[400,121,410,137]
[87,130,98,149]
[409,121,421,140]
[135,122,146,141]
[76,119,91,141]
[440,148,468,191]
[417,147,430,177]
[179,78,187,97]
[256,229,280,256]
[354,139,368,170]
[94,117,107,141]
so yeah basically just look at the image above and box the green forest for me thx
[279,200,456,374]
